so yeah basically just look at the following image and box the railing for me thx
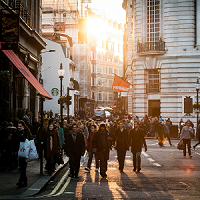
[146,83,160,93]
[137,41,165,53]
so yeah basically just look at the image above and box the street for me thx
[25,139,200,200]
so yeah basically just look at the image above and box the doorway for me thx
[148,100,160,117]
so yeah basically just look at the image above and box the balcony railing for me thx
[137,41,165,53]
[146,83,160,93]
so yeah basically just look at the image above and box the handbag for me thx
[177,140,184,150]
[18,139,31,158]
[27,140,39,162]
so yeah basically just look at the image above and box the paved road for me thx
[28,139,200,200]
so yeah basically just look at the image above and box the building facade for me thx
[123,0,200,129]
[88,15,124,109]
[42,0,92,113]
[0,0,47,123]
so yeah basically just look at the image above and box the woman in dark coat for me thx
[45,121,60,174]
[15,120,31,187]
[129,120,147,172]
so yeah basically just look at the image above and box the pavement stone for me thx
[0,155,69,198]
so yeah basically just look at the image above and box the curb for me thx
[0,157,69,199]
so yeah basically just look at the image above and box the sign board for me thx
[0,14,19,42]
[51,88,59,96]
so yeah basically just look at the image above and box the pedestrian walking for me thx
[56,121,65,152]
[129,120,147,172]
[180,120,193,158]
[45,121,60,174]
[157,120,165,147]
[15,120,31,187]
[65,123,85,178]
[92,123,112,178]
[85,124,99,172]
[164,120,173,146]
[193,121,200,150]
[114,121,129,172]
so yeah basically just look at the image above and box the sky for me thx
[89,0,126,24]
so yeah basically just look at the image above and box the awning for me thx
[2,50,52,99]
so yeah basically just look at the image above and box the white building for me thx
[41,38,75,116]
[123,0,200,130]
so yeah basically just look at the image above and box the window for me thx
[147,69,160,93]
[109,79,113,87]
[96,65,102,74]
[119,69,123,77]
[114,68,118,75]
[91,77,94,86]
[102,78,107,87]
[103,66,107,74]
[97,52,102,60]
[103,53,107,61]
[109,67,113,74]
[103,92,107,101]
[98,92,102,101]
[108,55,113,62]
[109,92,113,101]
[147,0,160,45]
[114,57,119,63]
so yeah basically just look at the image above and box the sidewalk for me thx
[0,155,69,198]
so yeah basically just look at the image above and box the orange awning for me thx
[2,50,52,99]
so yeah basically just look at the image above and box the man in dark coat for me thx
[92,123,111,178]
[65,123,85,178]
[114,121,129,172]
[129,120,147,172]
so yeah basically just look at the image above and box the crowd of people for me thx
[0,113,200,186]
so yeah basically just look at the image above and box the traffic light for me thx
[67,95,72,105]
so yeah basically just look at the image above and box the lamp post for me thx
[58,63,65,128]
[195,79,200,136]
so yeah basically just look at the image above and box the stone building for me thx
[0,0,49,123]
[123,0,200,130]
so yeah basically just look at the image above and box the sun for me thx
[87,16,107,38]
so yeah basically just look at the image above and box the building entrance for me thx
[148,100,160,117]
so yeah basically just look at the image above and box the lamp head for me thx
[58,63,65,78]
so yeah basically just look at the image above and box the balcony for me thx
[137,41,165,55]
[146,83,160,93]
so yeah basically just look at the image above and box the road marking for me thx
[195,152,200,156]
[153,163,161,167]
[53,177,71,196]
[147,158,154,162]
[49,169,70,196]
[142,152,161,167]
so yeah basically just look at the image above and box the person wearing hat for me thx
[92,123,112,178]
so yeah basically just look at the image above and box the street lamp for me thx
[58,63,65,128]
[195,78,200,136]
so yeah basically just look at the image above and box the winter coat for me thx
[57,126,65,148]
[129,128,146,153]
[92,129,111,160]
[65,130,85,157]
[45,129,60,159]
[86,130,97,150]
[114,128,129,151]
